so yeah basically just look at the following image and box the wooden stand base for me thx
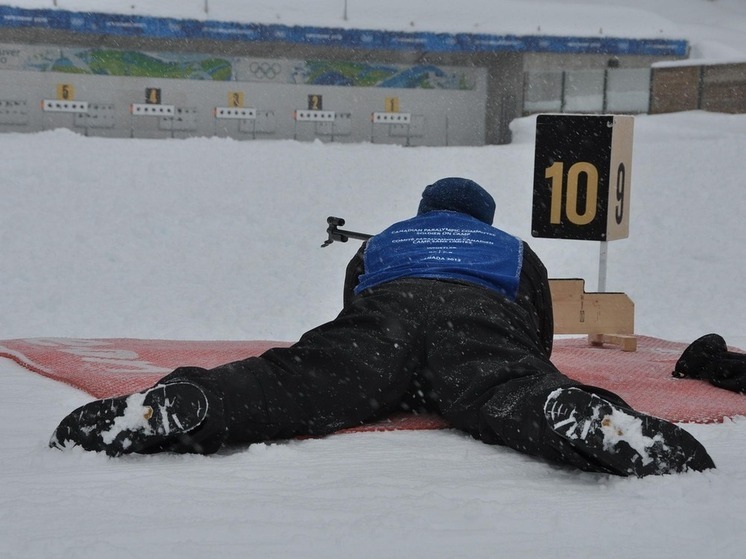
[549,278,637,352]
[588,333,638,352]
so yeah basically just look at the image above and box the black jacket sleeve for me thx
[516,242,554,357]
[343,242,367,308]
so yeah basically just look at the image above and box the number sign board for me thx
[145,87,162,105]
[532,114,634,241]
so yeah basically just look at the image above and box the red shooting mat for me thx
[1,336,745,427]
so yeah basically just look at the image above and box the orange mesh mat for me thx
[2,336,744,427]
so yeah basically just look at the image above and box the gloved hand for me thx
[674,333,746,393]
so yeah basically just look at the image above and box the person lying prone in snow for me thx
[50,177,715,477]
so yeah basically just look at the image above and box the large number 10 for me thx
[545,161,598,226]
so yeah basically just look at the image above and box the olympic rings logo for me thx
[249,61,281,79]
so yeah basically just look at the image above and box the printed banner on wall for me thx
[0,5,688,57]
[0,43,480,89]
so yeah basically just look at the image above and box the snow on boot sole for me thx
[50,382,209,456]
[544,387,715,477]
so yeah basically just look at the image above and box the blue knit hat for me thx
[417,177,496,225]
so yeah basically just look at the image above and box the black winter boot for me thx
[50,382,222,456]
[544,388,715,477]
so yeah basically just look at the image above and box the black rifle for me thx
[321,216,372,247]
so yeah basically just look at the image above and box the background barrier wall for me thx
[650,62,746,114]
[0,5,693,145]
[0,5,688,58]
[0,61,489,145]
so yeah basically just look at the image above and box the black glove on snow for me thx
[674,333,746,393]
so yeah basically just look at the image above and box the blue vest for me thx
[354,211,523,300]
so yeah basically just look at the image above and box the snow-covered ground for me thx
[3,112,746,559]
[2,1,746,558]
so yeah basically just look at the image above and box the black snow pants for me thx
[162,278,619,472]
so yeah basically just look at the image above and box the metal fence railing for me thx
[523,67,651,116]
[525,62,746,117]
